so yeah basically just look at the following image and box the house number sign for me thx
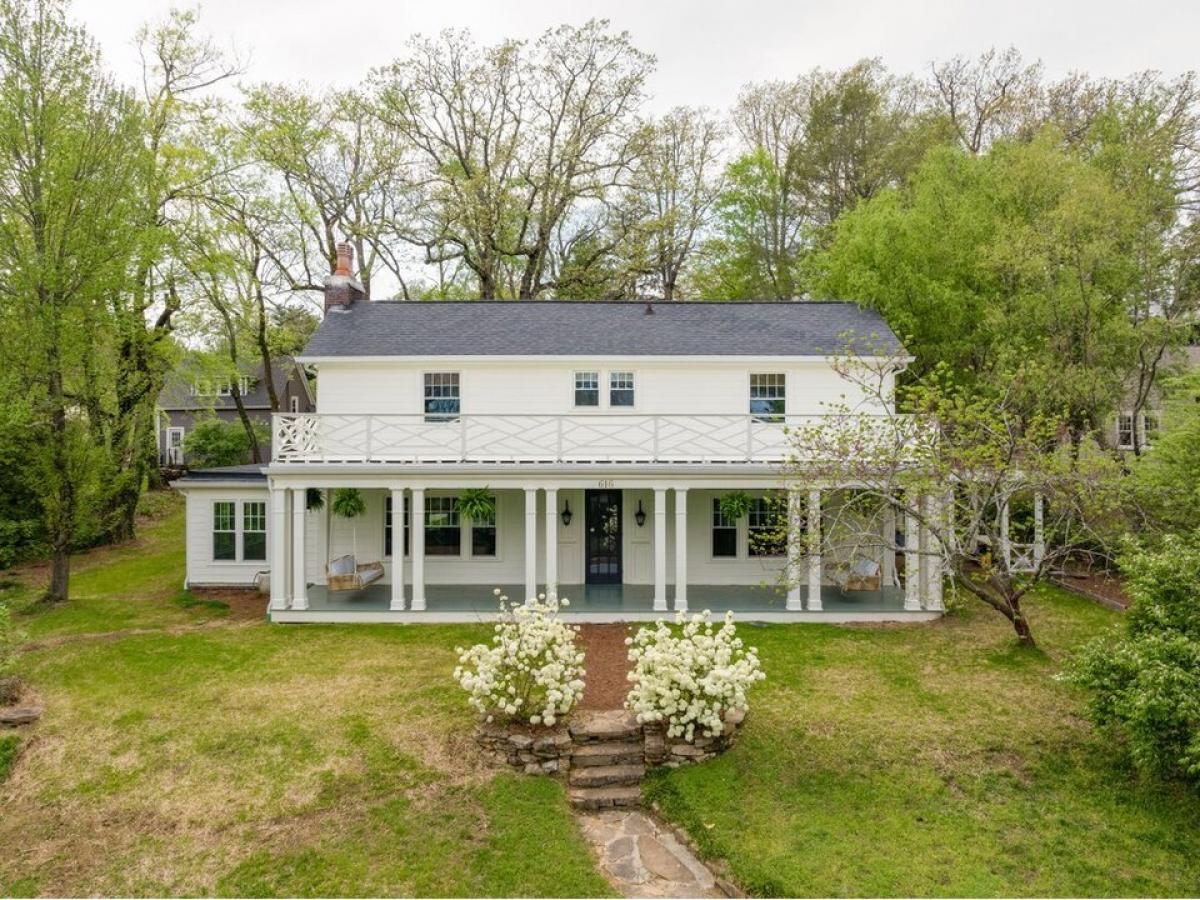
[597,479,615,488]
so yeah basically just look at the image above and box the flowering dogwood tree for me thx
[454,591,586,727]
[626,610,765,742]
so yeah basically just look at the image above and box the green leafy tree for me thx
[1066,533,1200,784]
[1131,370,1200,533]
[182,419,267,468]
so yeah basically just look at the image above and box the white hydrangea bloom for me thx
[453,593,586,726]
[625,609,765,740]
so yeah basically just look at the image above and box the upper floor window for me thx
[289,395,300,413]
[748,496,786,557]
[609,371,635,407]
[425,496,460,556]
[711,499,738,558]
[750,374,786,423]
[1116,413,1135,449]
[574,371,600,407]
[1143,413,1159,445]
[1117,412,1158,450]
[424,373,460,422]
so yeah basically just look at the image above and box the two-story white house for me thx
[173,245,945,623]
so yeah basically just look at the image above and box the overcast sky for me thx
[80,0,1199,111]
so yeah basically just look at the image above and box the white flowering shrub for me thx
[626,610,765,742]
[454,591,586,727]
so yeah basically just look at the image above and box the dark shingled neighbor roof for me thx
[172,464,267,484]
[300,300,905,358]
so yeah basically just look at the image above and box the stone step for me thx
[569,710,642,743]
[568,784,642,810]
[569,763,646,788]
[570,740,645,768]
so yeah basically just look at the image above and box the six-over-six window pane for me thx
[213,501,236,560]
[609,371,635,407]
[750,373,786,422]
[424,372,460,421]
[242,501,266,561]
[425,496,460,555]
[574,371,599,407]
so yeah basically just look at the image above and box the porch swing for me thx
[322,489,385,592]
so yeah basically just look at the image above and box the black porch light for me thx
[635,499,647,528]
[561,499,573,527]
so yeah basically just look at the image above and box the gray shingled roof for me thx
[301,300,905,358]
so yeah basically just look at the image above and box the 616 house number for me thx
[597,479,615,488]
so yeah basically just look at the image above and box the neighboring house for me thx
[157,358,315,466]
[173,244,947,623]
[1110,341,1200,452]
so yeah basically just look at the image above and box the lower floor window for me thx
[711,499,737,557]
[242,501,266,561]
[471,498,497,557]
[425,496,461,556]
[213,501,236,561]
[384,495,411,558]
[748,496,786,557]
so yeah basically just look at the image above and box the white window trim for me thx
[1116,411,1156,450]
[569,369,640,410]
[573,370,601,408]
[608,370,637,410]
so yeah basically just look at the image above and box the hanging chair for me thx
[325,491,384,592]
[831,556,882,593]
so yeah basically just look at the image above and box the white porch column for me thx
[411,487,426,610]
[269,486,288,611]
[786,490,803,610]
[1032,492,1045,569]
[807,489,822,611]
[653,487,667,611]
[674,488,688,611]
[924,494,944,612]
[390,488,405,611]
[882,504,898,586]
[544,487,558,601]
[904,498,922,610]
[524,488,538,603]
[290,487,308,610]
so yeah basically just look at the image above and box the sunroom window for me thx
[242,501,266,561]
[213,501,236,561]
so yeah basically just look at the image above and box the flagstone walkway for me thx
[577,809,727,898]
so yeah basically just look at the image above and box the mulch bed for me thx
[1053,570,1131,610]
[577,624,632,711]
[189,588,270,621]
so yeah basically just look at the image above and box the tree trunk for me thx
[231,387,263,464]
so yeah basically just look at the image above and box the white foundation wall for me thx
[313,358,892,417]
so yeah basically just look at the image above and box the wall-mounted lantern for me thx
[561,500,573,527]
[635,499,647,528]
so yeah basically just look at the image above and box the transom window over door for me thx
[609,371,635,407]
[424,373,460,422]
[750,374,786,423]
[574,371,600,407]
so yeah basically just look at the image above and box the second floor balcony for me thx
[271,412,841,466]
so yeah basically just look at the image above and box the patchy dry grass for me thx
[646,588,1200,897]
[0,495,613,898]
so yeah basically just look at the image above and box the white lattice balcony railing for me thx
[271,412,851,465]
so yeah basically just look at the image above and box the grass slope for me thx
[646,591,1200,897]
[0,495,613,898]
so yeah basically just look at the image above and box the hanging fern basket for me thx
[719,490,752,521]
[458,488,496,522]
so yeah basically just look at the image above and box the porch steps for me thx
[568,710,645,810]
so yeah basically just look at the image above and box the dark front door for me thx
[585,490,623,584]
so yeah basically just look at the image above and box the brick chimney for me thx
[324,242,364,312]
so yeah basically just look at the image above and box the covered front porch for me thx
[270,581,932,623]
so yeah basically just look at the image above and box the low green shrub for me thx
[1066,532,1200,784]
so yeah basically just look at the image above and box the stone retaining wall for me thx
[644,708,746,767]
[475,721,573,775]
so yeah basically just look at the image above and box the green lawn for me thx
[646,591,1200,897]
[3,492,1199,897]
